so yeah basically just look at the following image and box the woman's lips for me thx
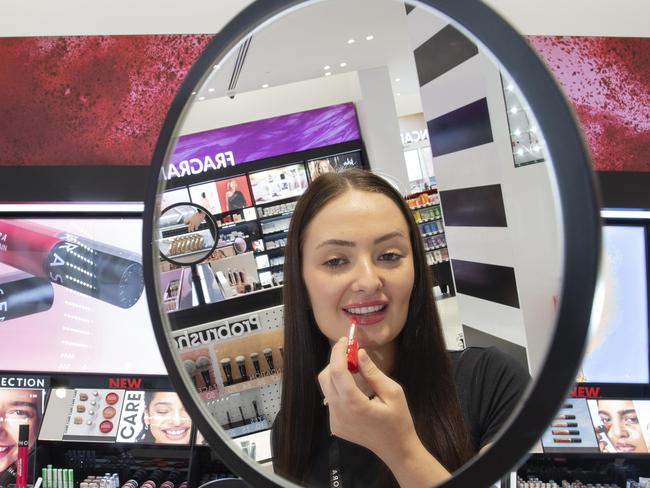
[342,304,388,325]
[0,444,15,459]
[615,442,638,452]
[162,426,190,441]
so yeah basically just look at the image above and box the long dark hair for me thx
[273,169,474,484]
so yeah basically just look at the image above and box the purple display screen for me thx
[165,103,360,181]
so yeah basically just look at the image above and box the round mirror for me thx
[143,0,600,486]
[158,202,219,266]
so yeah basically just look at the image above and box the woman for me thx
[272,169,529,487]
[310,159,334,180]
[0,389,42,475]
[226,180,247,210]
[596,399,649,453]
[138,391,192,445]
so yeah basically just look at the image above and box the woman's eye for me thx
[154,409,171,415]
[625,415,640,425]
[379,252,403,262]
[600,414,611,424]
[7,409,34,419]
[323,258,348,268]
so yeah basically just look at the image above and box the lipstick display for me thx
[235,355,248,380]
[263,348,275,371]
[16,424,29,488]
[220,358,234,386]
[0,272,54,321]
[250,352,261,376]
[195,356,213,388]
[0,220,144,308]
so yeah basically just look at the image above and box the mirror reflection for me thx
[158,203,218,265]
[152,0,565,485]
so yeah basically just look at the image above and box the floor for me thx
[433,288,464,351]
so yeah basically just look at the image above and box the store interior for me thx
[0,0,648,487]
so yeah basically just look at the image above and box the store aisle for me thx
[435,293,464,351]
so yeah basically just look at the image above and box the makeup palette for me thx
[64,389,126,441]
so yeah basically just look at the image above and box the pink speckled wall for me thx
[0,35,210,166]
[529,36,650,172]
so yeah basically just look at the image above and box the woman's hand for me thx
[318,338,451,487]
[318,337,418,460]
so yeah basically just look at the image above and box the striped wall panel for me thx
[427,97,494,157]
[439,184,507,227]
[452,259,520,308]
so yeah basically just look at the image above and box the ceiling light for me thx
[213,64,221,69]
[366,35,374,41]
[325,72,332,76]
[516,148,524,156]
[198,96,206,101]
[510,106,519,114]
[397,92,401,97]
[208,88,215,92]
[395,78,401,82]
[513,128,521,136]
[324,65,331,70]
[340,62,347,67]
[506,84,514,91]
[191,91,197,96]
[347,39,355,44]
[262,84,269,88]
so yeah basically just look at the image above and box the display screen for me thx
[0,217,166,375]
[0,385,45,476]
[249,163,309,205]
[307,150,363,180]
[188,175,254,215]
[587,399,650,454]
[578,224,649,383]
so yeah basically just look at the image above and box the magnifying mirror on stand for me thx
[143,0,601,486]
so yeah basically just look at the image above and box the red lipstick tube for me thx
[16,424,29,488]
[0,271,54,321]
[347,318,359,372]
[0,220,144,308]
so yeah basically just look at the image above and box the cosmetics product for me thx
[594,424,616,452]
[0,219,145,308]
[551,422,578,428]
[99,420,113,433]
[235,355,248,380]
[347,317,359,372]
[278,346,284,359]
[103,406,116,419]
[182,359,197,387]
[0,272,54,321]
[220,357,234,385]
[77,405,86,413]
[552,438,582,443]
[263,348,275,371]
[554,414,575,420]
[79,393,89,401]
[238,406,247,424]
[105,392,119,405]
[193,356,212,388]
[226,411,233,428]
[250,352,262,376]
[562,403,574,409]
[16,424,29,488]
[252,400,261,421]
[551,430,580,435]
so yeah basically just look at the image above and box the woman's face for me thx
[0,389,39,472]
[302,189,414,351]
[145,392,192,444]
[598,399,649,453]
[228,180,237,191]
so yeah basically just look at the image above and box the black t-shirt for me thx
[272,346,530,488]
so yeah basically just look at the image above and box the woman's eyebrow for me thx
[316,231,406,249]
[9,401,37,409]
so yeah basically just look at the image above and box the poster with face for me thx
[307,151,363,181]
[0,388,44,475]
[588,399,650,454]
[215,176,253,212]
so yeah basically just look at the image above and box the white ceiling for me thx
[193,0,422,114]
[2,0,650,37]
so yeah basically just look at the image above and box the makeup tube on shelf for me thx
[0,220,144,308]
[195,356,213,388]
[250,352,261,376]
[263,348,275,371]
[183,359,197,388]
[16,424,29,488]
[554,414,576,420]
[551,422,578,428]
[346,317,359,372]
[278,346,283,359]
[235,355,248,381]
[226,411,233,429]
[238,406,247,424]
[252,400,261,421]
[220,358,234,386]
[0,271,54,321]
[552,438,581,443]
[551,430,580,435]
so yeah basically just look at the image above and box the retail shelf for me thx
[422,230,444,237]
[261,228,290,237]
[409,202,440,211]
[222,372,282,395]
[258,210,294,220]
[415,217,443,225]
[424,244,448,252]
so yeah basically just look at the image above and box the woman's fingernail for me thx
[358,349,369,364]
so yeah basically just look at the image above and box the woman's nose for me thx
[351,258,383,292]
[611,421,629,439]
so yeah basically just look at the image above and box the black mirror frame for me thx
[143,0,601,486]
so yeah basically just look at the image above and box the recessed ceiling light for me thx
[198,96,206,101]
[262,84,269,88]
[208,88,215,92]
[365,35,374,41]
[213,64,221,69]
[396,92,401,97]
[191,91,197,96]
[347,39,355,44]
[325,71,332,76]
[395,78,401,82]
[324,65,331,70]
[340,62,347,67]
